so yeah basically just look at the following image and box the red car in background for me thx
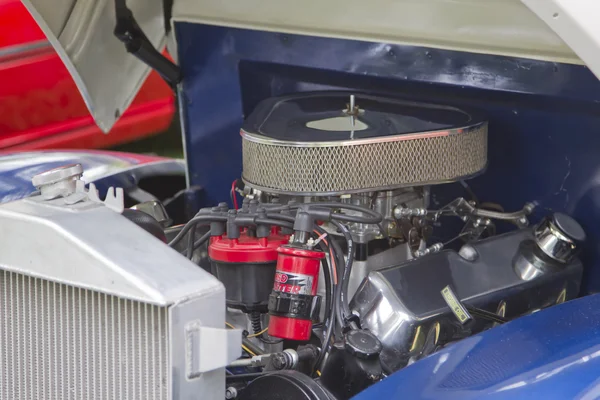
[0,0,175,150]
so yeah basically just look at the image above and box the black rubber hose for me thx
[168,215,227,247]
[270,205,381,224]
[186,227,195,259]
[298,202,383,223]
[327,234,346,333]
[254,218,294,229]
[266,213,296,223]
[122,209,167,242]
[329,213,381,225]
[317,240,333,332]
[192,231,212,251]
[313,229,336,373]
[331,221,358,331]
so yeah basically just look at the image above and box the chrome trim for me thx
[240,121,487,148]
[177,83,192,188]
[534,215,583,263]
[0,40,52,62]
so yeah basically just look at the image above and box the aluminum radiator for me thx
[1,271,168,400]
[0,190,240,400]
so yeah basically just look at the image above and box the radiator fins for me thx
[0,270,169,400]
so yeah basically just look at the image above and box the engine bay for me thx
[181,92,584,399]
[0,90,589,399]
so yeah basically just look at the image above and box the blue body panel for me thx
[175,23,600,295]
[0,151,184,202]
[354,294,600,400]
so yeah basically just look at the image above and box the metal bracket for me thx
[185,322,242,378]
[114,0,182,88]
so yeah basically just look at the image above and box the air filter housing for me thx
[242,92,488,195]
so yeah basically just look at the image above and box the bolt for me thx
[518,217,529,225]
[225,387,238,399]
[459,245,478,261]
[524,202,536,214]
[271,353,287,370]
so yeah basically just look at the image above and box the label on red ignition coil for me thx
[273,272,313,295]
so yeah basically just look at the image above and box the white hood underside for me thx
[21,0,166,133]
[20,0,600,132]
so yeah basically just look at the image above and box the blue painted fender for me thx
[0,150,185,202]
[355,294,600,399]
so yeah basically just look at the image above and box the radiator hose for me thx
[122,209,167,242]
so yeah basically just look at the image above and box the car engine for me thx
[0,92,586,399]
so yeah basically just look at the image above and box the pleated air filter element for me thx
[242,92,488,195]
[0,198,237,400]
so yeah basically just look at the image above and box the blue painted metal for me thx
[175,23,600,293]
[354,293,600,399]
[0,150,185,202]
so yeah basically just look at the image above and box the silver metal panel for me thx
[0,188,235,399]
[351,229,583,372]
[0,271,169,400]
[0,196,222,305]
[170,291,239,399]
[172,0,581,65]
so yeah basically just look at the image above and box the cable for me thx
[300,202,382,221]
[330,213,381,225]
[168,215,227,247]
[459,180,479,205]
[472,207,530,220]
[241,344,257,357]
[226,372,266,382]
[186,226,195,259]
[266,213,295,223]
[226,322,265,356]
[313,228,336,373]
[248,311,282,344]
[271,202,383,224]
[231,180,239,210]
[192,231,211,251]
[247,327,268,338]
[254,218,294,229]
[465,305,508,324]
[331,221,358,331]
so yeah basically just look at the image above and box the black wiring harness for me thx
[168,199,384,375]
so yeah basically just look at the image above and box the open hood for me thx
[21,0,600,133]
[21,0,167,132]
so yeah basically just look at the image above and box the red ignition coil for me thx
[267,245,325,341]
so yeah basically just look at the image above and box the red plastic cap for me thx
[208,232,289,263]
